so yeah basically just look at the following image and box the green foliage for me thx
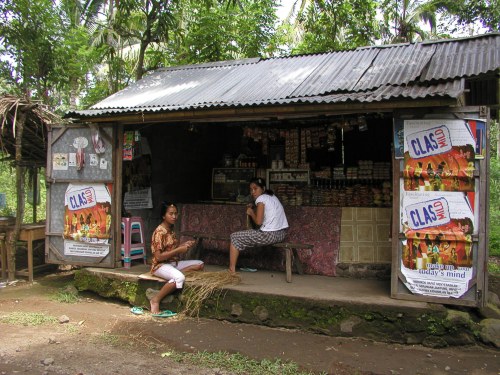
[284,0,379,54]
[161,350,323,375]
[1,0,496,108]
[489,156,500,257]
[0,0,64,104]
[0,158,46,223]
[379,0,456,43]
[139,0,279,70]
[445,0,500,32]
[487,261,500,275]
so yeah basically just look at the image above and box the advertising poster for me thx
[400,189,475,298]
[399,119,480,298]
[402,119,476,192]
[63,184,112,253]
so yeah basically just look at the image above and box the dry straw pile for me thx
[182,271,241,317]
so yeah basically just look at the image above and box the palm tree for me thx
[380,0,453,43]
[58,0,107,108]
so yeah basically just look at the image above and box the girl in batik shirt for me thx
[150,202,204,314]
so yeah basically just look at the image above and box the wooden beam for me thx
[68,99,460,125]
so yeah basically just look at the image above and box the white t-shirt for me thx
[255,194,289,231]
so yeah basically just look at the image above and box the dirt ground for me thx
[0,272,498,375]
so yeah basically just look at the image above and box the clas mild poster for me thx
[63,183,112,257]
[399,119,479,298]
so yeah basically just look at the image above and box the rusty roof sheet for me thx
[67,33,499,118]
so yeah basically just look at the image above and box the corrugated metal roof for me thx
[421,35,500,81]
[68,33,499,118]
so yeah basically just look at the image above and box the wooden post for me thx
[7,107,27,281]
[31,168,38,222]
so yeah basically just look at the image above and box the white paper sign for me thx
[64,240,110,257]
[124,188,153,209]
[401,260,473,298]
[89,154,98,166]
[68,153,76,167]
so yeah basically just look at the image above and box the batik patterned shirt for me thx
[150,225,179,273]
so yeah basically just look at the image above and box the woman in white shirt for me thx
[229,177,288,274]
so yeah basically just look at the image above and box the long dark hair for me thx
[250,177,274,196]
[160,201,177,220]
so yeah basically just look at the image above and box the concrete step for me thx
[73,265,500,349]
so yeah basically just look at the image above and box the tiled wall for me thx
[339,207,392,263]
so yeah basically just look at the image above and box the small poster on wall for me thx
[63,184,112,255]
[124,187,153,210]
[53,153,69,170]
[466,118,487,159]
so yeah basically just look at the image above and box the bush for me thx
[0,157,46,223]
[489,157,500,257]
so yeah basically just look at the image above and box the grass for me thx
[94,331,120,346]
[161,350,326,375]
[0,312,57,326]
[51,289,80,304]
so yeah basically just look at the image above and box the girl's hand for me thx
[246,206,255,216]
[179,240,195,253]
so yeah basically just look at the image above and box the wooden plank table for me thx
[0,224,46,282]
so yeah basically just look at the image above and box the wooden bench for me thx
[181,231,313,283]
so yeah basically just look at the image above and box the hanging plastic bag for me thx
[90,125,106,154]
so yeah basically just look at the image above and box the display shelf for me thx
[266,169,310,186]
[212,168,255,201]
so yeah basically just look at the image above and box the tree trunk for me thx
[69,77,78,110]
[135,41,147,81]
[7,108,27,281]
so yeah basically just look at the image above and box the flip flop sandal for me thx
[152,310,177,318]
[130,306,144,315]
[240,267,257,272]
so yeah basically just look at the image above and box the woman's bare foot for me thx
[150,299,161,315]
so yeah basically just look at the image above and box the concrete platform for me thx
[73,264,498,348]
